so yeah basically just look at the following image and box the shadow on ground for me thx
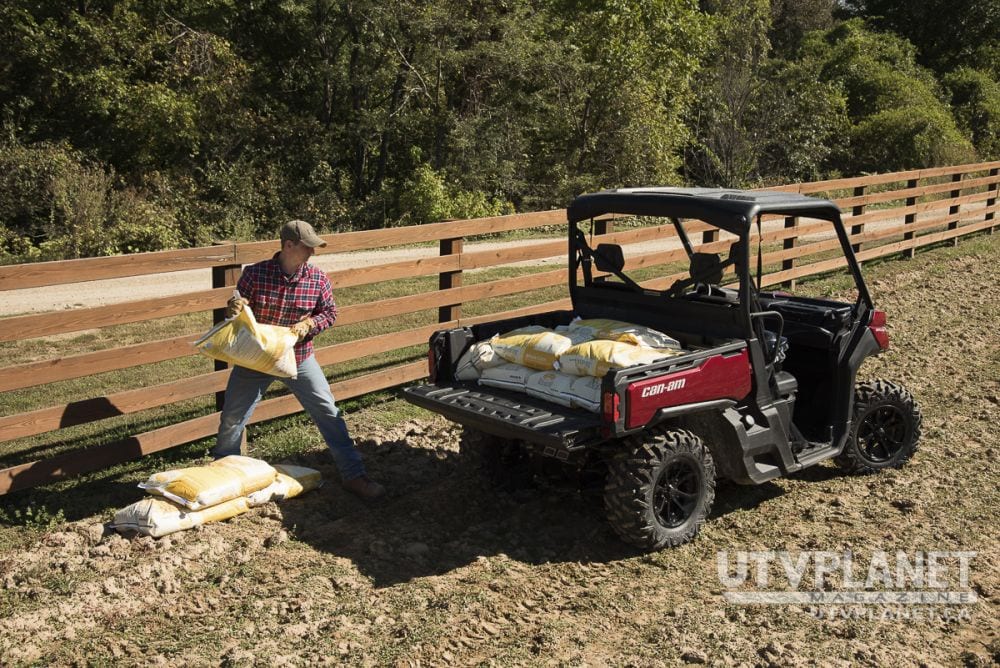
[277,431,791,588]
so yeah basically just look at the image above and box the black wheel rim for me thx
[653,459,701,529]
[857,404,908,463]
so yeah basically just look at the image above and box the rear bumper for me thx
[403,383,603,450]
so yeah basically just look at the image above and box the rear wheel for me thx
[837,380,922,474]
[604,428,715,550]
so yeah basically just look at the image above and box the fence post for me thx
[903,178,919,259]
[850,185,866,255]
[212,241,246,455]
[594,217,614,238]
[438,237,463,323]
[985,167,998,235]
[701,227,718,246]
[781,216,797,291]
[948,172,963,246]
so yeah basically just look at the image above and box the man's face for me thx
[282,240,315,268]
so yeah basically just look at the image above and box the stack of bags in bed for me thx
[453,318,684,413]
[111,456,322,538]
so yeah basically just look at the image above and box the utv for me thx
[404,188,921,550]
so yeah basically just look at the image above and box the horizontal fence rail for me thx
[0,161,998,494]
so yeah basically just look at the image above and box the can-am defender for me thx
[404,188,922,550]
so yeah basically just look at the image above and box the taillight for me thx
[868,309,889,351]
[602,390,620,423]
[427,348,437,382]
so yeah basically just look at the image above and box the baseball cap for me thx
[279,219,327,248]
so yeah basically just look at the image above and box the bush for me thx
[397,163,513,226]
[849,107,975,172]
[944,68,1000,159]
[0,139,187,260]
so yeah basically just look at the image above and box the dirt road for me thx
[1,235,998,665]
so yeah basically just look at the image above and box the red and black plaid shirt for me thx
[237,254,338,365]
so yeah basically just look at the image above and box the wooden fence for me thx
[1,161,998,495]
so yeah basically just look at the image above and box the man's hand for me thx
[225,296,248,319]
[290,317,315,340]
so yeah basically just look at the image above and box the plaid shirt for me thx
[237,254,338,365]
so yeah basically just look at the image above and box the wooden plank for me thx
[0,334,199,393]
[0,361,427,495]
[0,245,237,292]
[830,174,997,211]
[459,298,574,327]
[0,287,228,343]
[762,218,997,286]
[334,268,569,326]
[235,209,569,264]
[0,371,230,443]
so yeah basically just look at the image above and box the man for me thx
[213,219,385,501]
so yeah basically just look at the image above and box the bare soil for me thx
[1,235,998,666]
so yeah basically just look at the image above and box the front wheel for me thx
[837,380,922,474]
[604,428,716,550]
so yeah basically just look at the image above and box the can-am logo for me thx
[641,378,686,397]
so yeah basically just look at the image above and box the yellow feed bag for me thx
[492,326,573,371]
[194,302,299,378]
[557,340,681,378]
[479,362,535,391]
[247,464,323,506]
[568,318,681,351]
[454,340,505,381]
[112,496,250,538]
[524,371,576,408]
[139,455,277,511]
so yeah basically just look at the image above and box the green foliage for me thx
[0,1,993,260]
[850,107,976,172]
[398,163,513,226]
[944,68,1000,159]
[0,139,184,259]
[800,20,975,172]
[684,0,847,186]
[841,0,1000,75]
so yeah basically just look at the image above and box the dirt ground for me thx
[1,234,998,666]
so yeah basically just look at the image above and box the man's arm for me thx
[307,276,338,335]
[236,267,256,305]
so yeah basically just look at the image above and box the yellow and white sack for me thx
[479,362,535,392]
[139,455,277,511]
[525,371,576,408]
[454,339,505,381]
[194,291,299,378]
[112,496,250,538]
[492,326,573,371]
[567,318,681,351]
[525,371,603,412]
[567,375,603,412]
[557,340,681,378]
[247,464,323,506]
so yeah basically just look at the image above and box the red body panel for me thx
[625,349,752,429]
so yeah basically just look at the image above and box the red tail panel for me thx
[625,349,752,429]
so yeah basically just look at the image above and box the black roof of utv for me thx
[567,187,843,235]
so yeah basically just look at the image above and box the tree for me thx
[800,20,975,172]
[841,0,1000,75]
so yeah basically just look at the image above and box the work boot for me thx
[342,475,386,501]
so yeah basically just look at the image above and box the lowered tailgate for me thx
[403,383,603,451]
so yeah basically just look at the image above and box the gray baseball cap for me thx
[280,219,327,248]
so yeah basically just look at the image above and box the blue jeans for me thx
[213,355,366,481]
